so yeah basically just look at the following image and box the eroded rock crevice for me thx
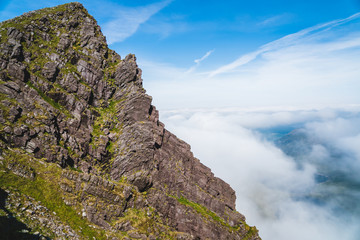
[0,2,261,240]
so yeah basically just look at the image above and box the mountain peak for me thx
[0,3,261,240]
[1,2,87,27]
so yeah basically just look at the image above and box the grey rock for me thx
[42,62,59,81]
[7,61,28,81]
[7,27,24,44]
[0,3,260,240]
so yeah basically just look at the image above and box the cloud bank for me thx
[160,107,360,240]
[140,16,360,238]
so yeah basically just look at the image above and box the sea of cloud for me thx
[159,107,360,240]
[139,13,360,239]
[2,1,359,239]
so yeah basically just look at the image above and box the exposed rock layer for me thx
[0,3,261,239]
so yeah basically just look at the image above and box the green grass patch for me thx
[91,99,124,143]
[0,149,106,239]
[25,81,71,118]
[171,194,259,239]
[174,195,233,227]
[112,207,180,239]
[241,223,259,240]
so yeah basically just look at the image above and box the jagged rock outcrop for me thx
[0,3,261,239]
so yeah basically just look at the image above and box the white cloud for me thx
[185,49,215,73]
[209,12,360,77]
[139,14,190,39]
[194,49,214,64]
[303,116,360,173]
[257,13,293,27]
[160,107,360,240]
[305,117,360,141]
[102,0,172,44]
[141,24,360,233]
[142,12,360,110]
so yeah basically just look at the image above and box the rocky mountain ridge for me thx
[0,2,260,239]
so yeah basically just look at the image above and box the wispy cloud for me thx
[194,49,214,64]
[103,0,172,44]
[140,13,190,39]
[185,49,215,73]
[140,11,360,110]
[257,13,293,27]
[0,0,172,44]
[209,12,360,77]
[208,50,260,77]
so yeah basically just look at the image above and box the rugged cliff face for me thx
[0,3,261,240]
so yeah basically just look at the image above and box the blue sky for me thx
[2,1,360,240]
[0,0,360,67]
[1,0,359,76]
[3,0,358,110]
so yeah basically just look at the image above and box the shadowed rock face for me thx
[0,3,261,239]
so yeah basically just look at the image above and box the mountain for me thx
[0,2,260,239]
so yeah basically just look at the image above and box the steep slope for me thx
[0,3,260,239]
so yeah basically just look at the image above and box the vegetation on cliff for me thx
[0,3,260,239]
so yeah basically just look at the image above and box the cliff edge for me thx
[0,3,261,239]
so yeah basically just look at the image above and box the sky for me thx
[1,1,360,239]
